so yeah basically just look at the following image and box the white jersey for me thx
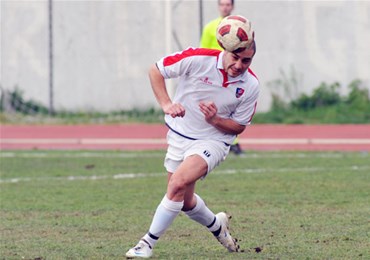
[156,47,259,145]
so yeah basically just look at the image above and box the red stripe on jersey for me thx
[163,48,221,66]
[219,69,229,88]
[247,102,258,123]
[248,68,258,80]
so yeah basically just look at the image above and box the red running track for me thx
[1,124,370,151]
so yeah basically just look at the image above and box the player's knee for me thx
[167,177,187,198]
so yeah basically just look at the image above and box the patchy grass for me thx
[1,151,369,259]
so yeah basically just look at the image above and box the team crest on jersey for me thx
[235,88,245,98]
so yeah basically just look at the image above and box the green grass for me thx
[1,150,369,259]
[0,109,165,125]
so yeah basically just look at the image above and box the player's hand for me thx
[163,103,186,118]
[199,101,218,123]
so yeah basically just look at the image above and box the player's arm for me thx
[209,116,246,135]
[199,101,245,135]
[149,64,185,118]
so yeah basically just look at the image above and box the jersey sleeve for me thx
[156,48,195,79]
[156,47,220,79]
[231,78,259,126]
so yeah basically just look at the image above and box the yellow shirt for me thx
[200,17,223,50]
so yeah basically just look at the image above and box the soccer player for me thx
[125,24,259,259]
[201,0,244,155]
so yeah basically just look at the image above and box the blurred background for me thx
[1,0,369,117]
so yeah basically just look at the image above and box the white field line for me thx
[2,138,370,145]
[1,165,369,184]
[1,151,368,159]
[0,138,167,144]
[240,138,370,145]
[0,151,165,158]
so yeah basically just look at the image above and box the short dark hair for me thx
[232,40,256,54]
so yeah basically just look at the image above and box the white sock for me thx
[142,194,183,248]
[184,194,221,233]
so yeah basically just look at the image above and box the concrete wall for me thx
[1,0,369,112]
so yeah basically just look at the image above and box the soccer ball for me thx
[216,15,254,52]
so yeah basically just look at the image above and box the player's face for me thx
[223,46,255,78]
[218,0,234,17]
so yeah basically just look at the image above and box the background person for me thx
[200,0,234,50]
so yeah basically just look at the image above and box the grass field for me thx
[0,150,369,260]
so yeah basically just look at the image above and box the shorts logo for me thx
[203,150,211,157]
[236,87,245,98]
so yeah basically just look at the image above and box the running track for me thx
[1,124,370,151]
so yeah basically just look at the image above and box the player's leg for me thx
[126,155,208,258]
[143,155,207,244]
[180,140,239,252]
[126,131,187,258]
[183,189,222,234]
[166,154,208,201]
[182,188,239,252]
[230,136,243,155]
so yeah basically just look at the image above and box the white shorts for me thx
[164,130,230,177]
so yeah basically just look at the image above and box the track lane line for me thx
[2,138,370,145]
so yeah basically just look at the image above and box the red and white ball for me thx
[216,15,254,52]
